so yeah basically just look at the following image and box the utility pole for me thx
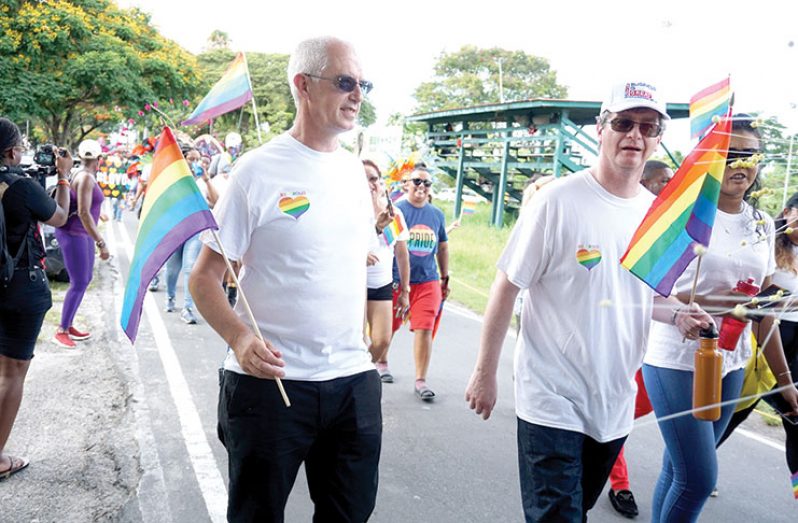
[497,58,504,103]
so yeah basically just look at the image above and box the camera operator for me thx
[0,117,72,481]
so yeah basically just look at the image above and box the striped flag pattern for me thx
[120,127,218,342]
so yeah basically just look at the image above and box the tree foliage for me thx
[206,30,231,51]
[0,0,200,147]
[413,46,568,113]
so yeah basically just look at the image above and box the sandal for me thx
[0,455,29,481]
[415,384,436,402]
[378,368,394,384]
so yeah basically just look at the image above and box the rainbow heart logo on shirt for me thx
[278,195,310,219]
[576,248,601,270]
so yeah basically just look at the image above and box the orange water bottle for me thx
[693,325,722,421]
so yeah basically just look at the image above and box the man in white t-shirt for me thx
[464,81,713,521]
[190,37,380,522]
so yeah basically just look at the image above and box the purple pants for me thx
[55,229,95,330]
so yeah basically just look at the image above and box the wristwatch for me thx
[96,239,106,249]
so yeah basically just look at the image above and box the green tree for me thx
[0,0,200,148]
[358,98,376,127]
[413,46,568,113]
[206,30,231,51]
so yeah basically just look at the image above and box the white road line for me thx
[115,221,228,523]
[106,223,173,523]
[735,427,786,452]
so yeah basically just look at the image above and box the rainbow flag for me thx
[120,127,218,342]
[792,470,798,499]
[389,188,404,202]
[462,199,477,216]
[690,77,732,140]
[182,52,253,126]
[621,115,732,296]
[382,214,406,246]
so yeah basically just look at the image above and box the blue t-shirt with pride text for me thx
[393,199,447,284]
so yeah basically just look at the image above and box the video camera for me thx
[22,144,63,189]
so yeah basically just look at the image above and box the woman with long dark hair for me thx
[0,117,72,480]
[642,114,798,521]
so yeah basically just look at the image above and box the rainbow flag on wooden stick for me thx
[690,77,732,140]
[120,127,218,342]
[462,199,477,216]
[620,115,732,296]
[182,52,253,126]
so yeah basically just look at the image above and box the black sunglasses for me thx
[609,118,663,138]
[410,178,433,187]
[726,148,760,163]
[304,74,373,94]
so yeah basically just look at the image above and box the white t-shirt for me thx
[644,204,775,376]
[367,207,409,289]
[498,170,656,443]
[202,133,375,381]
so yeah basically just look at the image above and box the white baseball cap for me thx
[225,132,242,148]
[600,81,670,120]
[78,139,102,159]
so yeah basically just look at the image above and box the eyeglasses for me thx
[304,74,373,95]
[609,118,663,138]
[410,178,433,187]
[726,148,760,163]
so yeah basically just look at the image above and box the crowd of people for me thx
[1,34,797,523]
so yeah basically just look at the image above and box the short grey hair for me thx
[287,36,346,108]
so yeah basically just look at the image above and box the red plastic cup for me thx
[718,316,746,351]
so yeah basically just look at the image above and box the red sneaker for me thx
[67,326,91,341]
[53,331,76,349]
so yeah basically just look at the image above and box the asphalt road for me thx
[9,211,793,522]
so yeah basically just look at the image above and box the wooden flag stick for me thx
[211,229,291,407]
[682,253,704,343]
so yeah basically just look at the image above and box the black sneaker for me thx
[608,489,639,518]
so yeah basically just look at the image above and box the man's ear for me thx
[294,73,310,101]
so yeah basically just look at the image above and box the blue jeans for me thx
[642,364,744,523]
[517,419,626,522]
[166,233,201,309]
[112,197,123,221]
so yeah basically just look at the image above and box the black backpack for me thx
[0,166,28,287]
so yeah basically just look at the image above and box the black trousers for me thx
[218,369,382,523]
[718,320,798,473]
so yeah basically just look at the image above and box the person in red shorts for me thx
[391,166,449,401]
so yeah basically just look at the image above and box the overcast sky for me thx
[118,0,798,146]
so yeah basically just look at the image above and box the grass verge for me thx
[433,200,514,314]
